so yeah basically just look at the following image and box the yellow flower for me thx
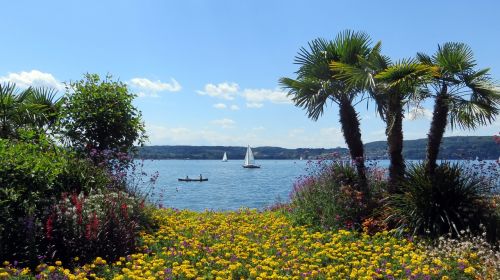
[464,266,475,274]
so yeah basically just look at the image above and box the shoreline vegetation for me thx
[136,136,499,160]
[2,29,500,279]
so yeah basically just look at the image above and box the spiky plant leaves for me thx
[387,162,494,238]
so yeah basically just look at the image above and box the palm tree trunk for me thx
[425,84,449,175]
[338,99,368,194]
[386,93,405,193]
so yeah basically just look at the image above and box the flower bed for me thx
[1,208,498,279]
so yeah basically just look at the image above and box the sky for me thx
[1,0,499,148]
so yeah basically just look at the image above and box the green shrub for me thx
[56,156,113,194]
[0,139,64,263]
[0,139,114,265]
[289,160,384,230]
[387,162,497,238]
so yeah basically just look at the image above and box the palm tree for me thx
[374,60,435,191]
[417,43,500,175]
[0,83,30,138]
[25,86,64,133]
[0,82,62,139]
[332,53,435,192]
[280,30,380,193]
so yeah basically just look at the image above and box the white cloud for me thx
[137,91,159,98]
[230,105,240,111]
[246,102,263,108]
[0,70,64,91]
[280,126,346,148]
[129,77,181,92]
[197,82,239,100]
[241,88,292,104]
[406,107,433,120]
[213,103,227,109]
[211,118,236,128]
[146,123,351,148]
[146,123,248,146]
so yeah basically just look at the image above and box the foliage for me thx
[1,209,495,279]
[0,138,114,265]
[43,191,150,266]
[418,43,500,131]
[61,73,147,161]
[288,159,385,231]
[418,42,500,174]
[0,83,62,139]
[387,162,497,238]
[280,30,383,192]
[0,74,155,269]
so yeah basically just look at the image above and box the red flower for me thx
[45,215,54,240]
[121,203,129,219]
[86,212,99,240]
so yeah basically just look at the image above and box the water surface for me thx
[138,159,498,211]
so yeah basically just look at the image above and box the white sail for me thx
[222,152,228,162]
[244,146,254,165]
[243,145,260,168]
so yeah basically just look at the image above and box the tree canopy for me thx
[61,73,147,154]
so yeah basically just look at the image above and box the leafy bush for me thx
[0,138,116,265]
[289,160,385,230]
[44,191,150,265]
[0,138,66,264]
[387,162,497,238]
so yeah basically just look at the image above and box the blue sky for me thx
[1,0,499,148]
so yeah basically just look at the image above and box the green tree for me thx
[417,43,500,175]
[62,73,147,156]
[280,30,381,193]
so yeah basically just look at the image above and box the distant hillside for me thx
[136,136,499,160]
[136,145,348,160]
[364,136,499,160]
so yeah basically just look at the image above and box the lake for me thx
[138,159,499,211]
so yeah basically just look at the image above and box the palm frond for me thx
[330,61,374,90]
[448,98,498,130]
[434,42,476,76]
[375,59,435,91]
[333,30,372,64]
[279,77,333,121]
[416,52,432,65]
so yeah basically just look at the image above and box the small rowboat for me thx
[178,178,208,182]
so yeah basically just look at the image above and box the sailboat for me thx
[243,145,260,168]
[222,152,228,162]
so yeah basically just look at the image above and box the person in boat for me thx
[186,175,189,180]
[199,174,202,180]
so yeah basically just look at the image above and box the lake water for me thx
[139,159,309,211]
[138,159,499,211]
